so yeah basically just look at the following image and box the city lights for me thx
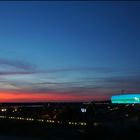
[1,109,7,112]
[81,108,86,113]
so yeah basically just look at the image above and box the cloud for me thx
[0,58,39,76]
[44,66,116,73]
[0,58,37,71]
[0,71,37,76]
[0,60,139,101]
[85,75,140,94]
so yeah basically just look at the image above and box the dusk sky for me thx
[0,1,140,102]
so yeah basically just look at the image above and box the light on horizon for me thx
[111,94,140,104]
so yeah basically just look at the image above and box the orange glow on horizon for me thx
[0,91,109,102]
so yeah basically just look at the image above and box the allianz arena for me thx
[111,94,140,104]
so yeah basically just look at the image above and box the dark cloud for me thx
[0,60,117,77]
[45,67,116,73]
[104,75,140,86]
[0,71,37,76]
[0,60,139,98]
[92,75,140,93]
[9,82,109,96]
[0,59,37,71]
[0,58,39,76]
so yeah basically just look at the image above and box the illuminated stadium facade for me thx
[111,94,140,104]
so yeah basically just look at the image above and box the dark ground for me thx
[0,119,140,140]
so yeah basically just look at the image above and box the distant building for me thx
[111,94,140,104]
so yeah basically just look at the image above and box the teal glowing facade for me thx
[111,94,140,104]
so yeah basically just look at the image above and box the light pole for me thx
[122,89,124,95]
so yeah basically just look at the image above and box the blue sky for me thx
[0,1,140,102]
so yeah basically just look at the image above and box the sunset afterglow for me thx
[0,1,140,102]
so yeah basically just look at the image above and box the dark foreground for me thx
[0,119,140,140]
[1,102,140,140]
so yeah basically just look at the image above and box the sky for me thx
[0,1,140,102]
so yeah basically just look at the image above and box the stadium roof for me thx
[111,94,140,104]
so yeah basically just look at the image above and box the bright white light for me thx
[134,97,139,101]
[81,108,86,113]
[1,109,7,112]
